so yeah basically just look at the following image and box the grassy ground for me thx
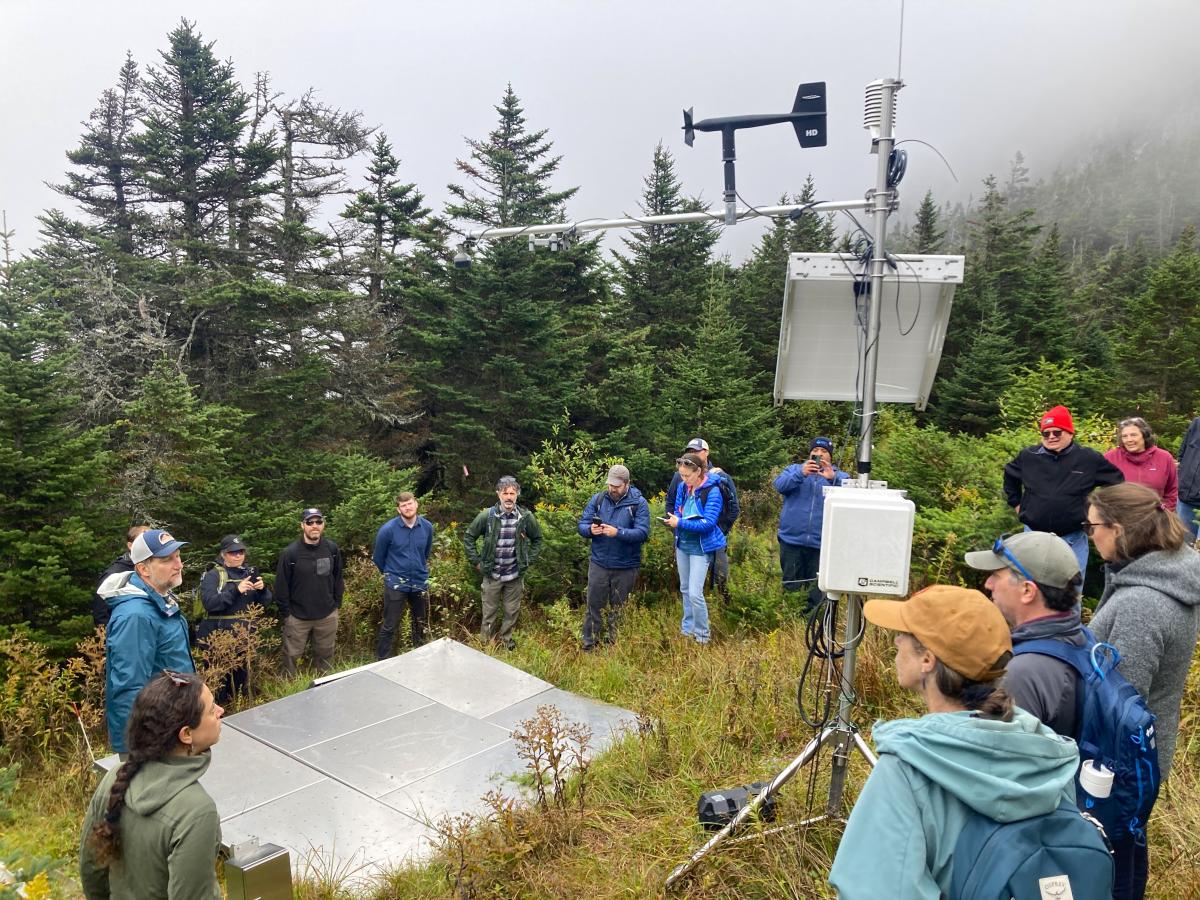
[7,594,1200,898]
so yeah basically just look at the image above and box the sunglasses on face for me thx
[304,518,324,525]
[1080,520,1108,535]
[993,534,1034,581]
[1041,429,1065,439]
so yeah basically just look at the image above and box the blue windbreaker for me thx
[101,571,195,753]
[577,486,651,569]
[774,463,849,548]
[671,476,727,554]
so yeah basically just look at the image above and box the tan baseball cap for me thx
[863,585,1012,682]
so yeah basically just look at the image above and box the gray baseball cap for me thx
[964,532,1080,589]
[606,464,630,486]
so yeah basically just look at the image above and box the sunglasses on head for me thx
[1041,428,1065,439]
[162,669,190,686]
[993,534,1034,581]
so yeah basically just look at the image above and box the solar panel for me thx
[97,638,637,878]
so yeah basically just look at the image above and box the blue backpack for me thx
[1014,628,1160,844]
[951,800,1114,900]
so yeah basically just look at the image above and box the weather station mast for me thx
[456,77,965,890]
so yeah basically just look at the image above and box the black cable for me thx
[894,138,959,182]
[887,148,908,189]
[888,252,924,336]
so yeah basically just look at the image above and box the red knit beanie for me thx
[1038,405,1075,433]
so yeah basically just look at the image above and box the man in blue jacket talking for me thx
[372,491,435,657]
[577,464,650,651]
[774,437,849,617]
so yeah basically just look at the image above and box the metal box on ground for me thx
[225,841,291,900]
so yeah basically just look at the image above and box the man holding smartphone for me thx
[576,464,650,651]
[774,437,849,617]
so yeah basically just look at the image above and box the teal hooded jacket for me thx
[829,707,1079,899]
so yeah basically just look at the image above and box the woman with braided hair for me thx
[80,671,224,899]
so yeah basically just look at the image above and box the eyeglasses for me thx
[993,535,1034,581]
[304,517,325,525]
[1040,429,1065,439]
[1081,520,1108,535]
[162,669,189,685]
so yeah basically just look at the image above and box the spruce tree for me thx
[614,143,718,352]
[912,189,945,253]
[340,133,440,304]
[446,84,575,226]
[0,259,111,651]
[1117,226,1200,419]
[659,272,785,486]
[932,307,1020,435]
[732,176,835,383]
[53,54,147,255]
[134,19,276,265]
[408,85,603,497]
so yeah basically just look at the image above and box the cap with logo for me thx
[219,534,247,553]
[863,585,1012,682]
[964,531,1080,589]
[130,529,189,564]
[1038,405,1075,434]
[301,507,325,522]
[810,436,834,453]
[684,438,709,452]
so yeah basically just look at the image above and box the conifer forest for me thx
[3,21,1200,652]
[4,14,1200,898]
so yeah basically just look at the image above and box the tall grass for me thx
[5,567,1200,897]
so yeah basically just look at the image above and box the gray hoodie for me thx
[1092,545,1200,777]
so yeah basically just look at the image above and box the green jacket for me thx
[463,503,544,576]
[80,753,222,900]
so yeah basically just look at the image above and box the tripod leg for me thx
[665,726,838,892]
[852,730,878,767]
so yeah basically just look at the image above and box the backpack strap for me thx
[1012,629,1120,680]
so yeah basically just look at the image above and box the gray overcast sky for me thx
[2,0,1197,262]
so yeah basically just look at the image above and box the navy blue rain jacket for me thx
[577,486,651,569]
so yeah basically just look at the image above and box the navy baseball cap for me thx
[810,437,834,453]
[130,529,188,564]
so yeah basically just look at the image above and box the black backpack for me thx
[696,475,739,534]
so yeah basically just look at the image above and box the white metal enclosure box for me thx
[818,486,914,596]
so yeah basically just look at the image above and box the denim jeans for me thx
[676,548,711,643]
[1178,499,1200,540]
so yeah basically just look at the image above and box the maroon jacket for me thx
[1104,446,1178,509]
